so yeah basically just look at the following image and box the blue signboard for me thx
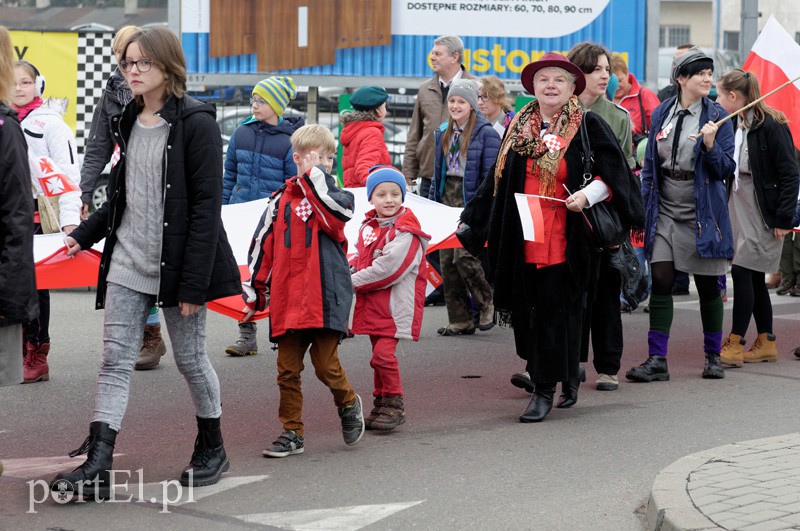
[181,0,647,82]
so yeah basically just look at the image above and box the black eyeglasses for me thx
[119,59,154,73]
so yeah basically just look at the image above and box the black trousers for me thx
[512,263,584,384]
[417,177,433,201]
[580,251,623,375]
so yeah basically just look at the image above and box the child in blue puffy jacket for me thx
[223,76,305,356]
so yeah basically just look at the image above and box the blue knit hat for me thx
[366,166,406,201]
[252,76,297,117]
[606,73,619,100]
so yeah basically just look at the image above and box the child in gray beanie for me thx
[447,78,480,112]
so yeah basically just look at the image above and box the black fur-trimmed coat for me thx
[460,111,645,316]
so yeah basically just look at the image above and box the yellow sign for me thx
[10,31,78,131]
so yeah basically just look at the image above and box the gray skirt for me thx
[730,172,782,273]
[651,177,727,275]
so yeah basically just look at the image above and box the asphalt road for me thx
[2,285,800,530]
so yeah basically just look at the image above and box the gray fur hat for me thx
[447,79,480,111]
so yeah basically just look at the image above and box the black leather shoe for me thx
[625,355,670,382]
[510,371,534,393]
[794,346,800,359]
[556,366,586,409]
[519,384,555,423]
[702,352,725,379]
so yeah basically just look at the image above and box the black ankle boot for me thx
[557,366,586,409]
[519,384,556,423]
[50,421,117,499]
[180,416,230,487]
[702,352,725,379]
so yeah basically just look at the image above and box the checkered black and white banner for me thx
[76,32,116,154]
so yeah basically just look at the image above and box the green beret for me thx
[351,86,389,111]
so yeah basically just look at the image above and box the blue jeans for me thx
[93,283,221,431]
[621,245,651,304]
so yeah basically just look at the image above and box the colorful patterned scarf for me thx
[493,95,583,198]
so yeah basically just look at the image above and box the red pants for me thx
[370,336,403,397]
[276,329,357,437]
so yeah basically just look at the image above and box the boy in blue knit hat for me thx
[223,76,305,357]
[350,166,430,431]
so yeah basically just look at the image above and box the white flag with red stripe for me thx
[30,156,80,197]
[514,193,545,243]
[742,16,800,150]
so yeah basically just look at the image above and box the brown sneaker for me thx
[776,280,795,296]
[437,322,476,336]
[719,333,746,368]
[478,304,495,331]
[743,333,777,363]
[135,324,167,370]
[371,396,405,431]
[365,396,384,430]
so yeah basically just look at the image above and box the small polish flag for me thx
[742,16,800,150]
[514,193,545,243]
[33,156,80,196]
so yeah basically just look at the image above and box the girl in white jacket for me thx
[13,60,81,383]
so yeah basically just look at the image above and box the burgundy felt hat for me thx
[521,52,586,96]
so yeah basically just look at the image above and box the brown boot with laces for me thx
[135,324,167,370]
[743,333,777,363]
[720,333,746,368]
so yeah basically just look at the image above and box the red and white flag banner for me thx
[742,16,800,151]
[30,156,80,196]
[33,188,464,320]
[513,193,545,243]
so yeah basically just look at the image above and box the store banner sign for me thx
[391,1,610,38]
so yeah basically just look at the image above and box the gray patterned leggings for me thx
[93,283,221,431]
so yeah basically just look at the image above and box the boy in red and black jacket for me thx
[243,124,364,458]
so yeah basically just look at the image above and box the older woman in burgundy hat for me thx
[460,52,644,423]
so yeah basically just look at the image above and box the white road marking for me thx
[1,454,124,478]
[236,500,424,530]
[136,474,269,506]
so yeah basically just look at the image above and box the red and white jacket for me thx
[243,165,355,341]
[350,207,430,340]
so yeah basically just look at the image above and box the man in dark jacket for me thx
[0,103,38,387]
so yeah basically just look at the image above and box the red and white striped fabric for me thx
[742,16,800,151]
[513,193,545,243]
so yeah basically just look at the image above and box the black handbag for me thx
[608,240,647,310]
[455,223,486,258]
[577,113,627,249]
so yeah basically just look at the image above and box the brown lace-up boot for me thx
[134,324,167,370]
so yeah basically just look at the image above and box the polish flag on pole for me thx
[31,156,80,197]
[514,193,545,243]
[742,16,800,150]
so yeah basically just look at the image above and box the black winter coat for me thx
[70,95,241,309]
[461,111,645,315]
[0,104,39,326]
[79,71,131,205]
[733,114,800,230]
